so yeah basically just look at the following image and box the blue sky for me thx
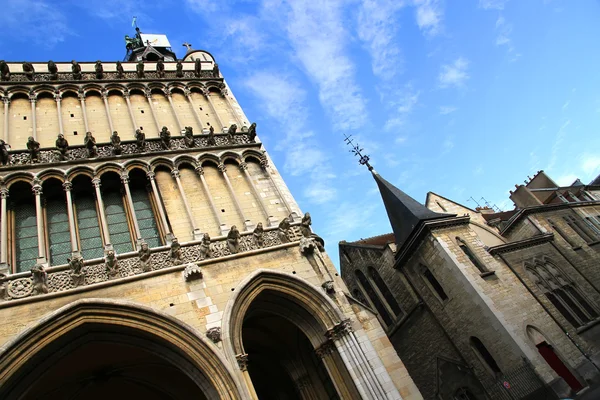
[1,0,600,268]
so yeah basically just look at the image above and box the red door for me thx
[537,342,584,392]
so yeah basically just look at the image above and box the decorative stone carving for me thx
[326,319,353,341]
[194,58,202,77]
[248,122,257,142]
[176,60,184,78]
[198,233,212,260]
[227,225,241,254]
[136,60,145,78]
[55,133,69,161]
[183,264,203,281]
[71,60,82,80]
[259,150,269,169]
[170,238,183,265]
[22,62,35,80]
[105,250,119,279]
[27,136,40,163]
[48,60,58,80]
[253,222,264,248]
[299,236,316,255]
[213,63,220,77]
[156,58,165,78]
[7,278,34,299]
[0,140,10,165]
[0,273,7,300]
[227,124,237,143]
[207,126,216,146]
[159,126,171,149]
[206,327,221,343]
[135,129,146,151]
[32,178,43,196]
[183,126,195,148]
[69,254,85,287]
[278,217,291,243]
[322,280,335,294]
[116,61,124,78]
[236,354,249,371]
[95,60,103,79]
[31,264,48,295]
[84,131,97,157]
[315,340,334,358]
[0,61,10,81]
[138,240,151,272]
[300,212,312,238]
[110,131,122,155]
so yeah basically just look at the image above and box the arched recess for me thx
[107,89,135,139]
[0,298,244,400]
[8,93,32,150]
[128,88,156,135]
[223,270,364,400]
[60,90,85,142]
[85,91,111,143]
[35,92,57,147]
[154,165,191,242]
[151,88,179,134]
[203,160,244,230]
[179,163,218,236]
[171,88,201,133]
[244,157,288,221]
[190,87,219,129]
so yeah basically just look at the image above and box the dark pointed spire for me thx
[372,170,453,248]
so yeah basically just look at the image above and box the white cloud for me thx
[438,57,470,88]
[413,0,443,36]
[357,0,405,81]
[439,105,458,115]
[555,174,578,187]
[185,0,223,13]
[323,201,379,239]
[582,155,600,175]
[479,0,509,10]
[0,0,71,48]
[384,85,420,130]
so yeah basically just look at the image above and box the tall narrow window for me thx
[73,176,104,260]
[547,218,577,247]
[456,237,488,273]
[368,266,403,317]
[422,265,448,301]
[102,173,133,255]
[130,169,162,248]
[584,217,600,236]
[10,182,38,273]
[355,270,393,326]
[470,336,502,376]
[436,201,447,212]
[44,179,71,266]
[562,215,595,243]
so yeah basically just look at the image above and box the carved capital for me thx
[183,87,191,97]
[32,179,42,196]
[236,354,249,371]
[62,181,73,191]
[206,327,221,343]
[123,89,130,99]
[201,88,210,97]
[146,171,156,181]
[53,91,62,101]
[0,186,9,199]
[239,162,248,171]
[77,90,85,101]
[91,177,101,189]
[171,169,180,179]
[144,89,153,99]
[2,97,10,106]
[29,93,37,102]
[194,166,204,176]
[315,340,334,358]
[326,319,353,341]
[101,89,108,99]
[120,171,130,184]
[217,163,226,173]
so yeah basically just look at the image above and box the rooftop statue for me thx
[194,58,202,77]
[0,140,9,165]
[95,60,103,79]
[116,61,124,78]
[48,60,58,80]
[176,60,183,78]
[156,58,165,78]
[55,133,69,161]
[22,62,34,80]
[136,60,144,78]
[27,136,40,162]
[0,61,10,81]
[71,60,82,80]
[111,131,122,155]
[184,126,195,148]
[248,122,257,142]
[84,131,97,158]
[135,129,146,151]
[159,126,171,149]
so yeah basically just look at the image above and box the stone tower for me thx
[0,30,422,399]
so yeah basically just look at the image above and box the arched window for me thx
[421,264,448,301]
[73,175,104,260]
[368,267,403,317]
[101,173,133,255]
[355,270,393,326]
[456,237,489,273]
[129,169,162,248]
[469,336,501,376]
[527,260,598,328]
[43,179,71,266]
[10,181,38,273]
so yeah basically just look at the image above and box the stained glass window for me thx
[75,194,104,260]
[103,190,133,254]
[14,202,38,273]
[46,197,71,266]
[131,186,161,248]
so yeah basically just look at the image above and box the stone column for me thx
[194,164,226,235]
[239,162,274,226]
[218,163,252,231]
[78,90,89,133]
[54,91,64,136]
[29,93,37,140]
[220,86,244,127]
[120,171,142,248]
[62,181,78,253]
[171,169,202,240]
[101,89,115,133]
[0,186,8,268]
[92,176,111,248]
[123,89,138,132]
[184,88,204,129]
[145,89,161,132]
[3,97,9,142]
[32,179,46,262]
[167,91,184,132]
[146,170,172,242]
[203,88,224,131]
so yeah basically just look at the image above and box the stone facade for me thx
[0,44,422,398]
[341,170,600,400]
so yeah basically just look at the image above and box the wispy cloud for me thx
[581,154,600,176]
[0,0,72,48]
[384,85,420,130]
[413,0,443,36]
[439,105,458,115]
[438,57,470,88]
[547,119,570,171]
[494,15,520,61]
[479,0,509,10]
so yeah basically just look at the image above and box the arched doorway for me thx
[0,299,243,400]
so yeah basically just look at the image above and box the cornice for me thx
[487,233,554,255]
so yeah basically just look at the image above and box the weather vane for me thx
[344,134,373,171]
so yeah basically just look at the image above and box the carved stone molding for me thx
[2,69,219,83]
[206,327,221,343]
[62,181,73,191]
[183,264,202,281]
[321,280,335,294]
[236,353,249,371]
[315,340,334,358]
[326,319,353,341]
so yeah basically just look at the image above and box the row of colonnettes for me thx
[0,122,257,165]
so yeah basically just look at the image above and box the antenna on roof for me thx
[480,196,502,212]
[467,196,481,208]
[344,134,373,171]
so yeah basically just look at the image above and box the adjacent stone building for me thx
[0,30,423,399]
[340,169,600,400]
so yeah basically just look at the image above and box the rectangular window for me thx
[585,217,600,236]
[423,267,448,301]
